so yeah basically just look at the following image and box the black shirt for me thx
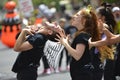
[12,33,47,73]
[70,33,91,80]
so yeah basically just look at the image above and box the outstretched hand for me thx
[42,21,71,46]
[55,30,70,46]
[98,19,113,39]
[22,28,35,36]
[43,21,63,33]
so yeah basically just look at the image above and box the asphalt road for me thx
[0,41,120,80]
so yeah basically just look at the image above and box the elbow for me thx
[71,54,80,61]
[13,47,20,52]
[107,39,114,45]
[71,52,82,61]
[76,58,80,61]
[13,48,18,52]
[74,56,81,61]
[75,59,80,61]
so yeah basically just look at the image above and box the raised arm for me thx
[102,23,115,38]
[89,22,120,47]
[13,28,34,52]
[103,23,120,44]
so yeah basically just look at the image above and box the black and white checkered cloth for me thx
[44,40,64,70]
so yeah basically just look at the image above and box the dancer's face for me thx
[71,11,85,30]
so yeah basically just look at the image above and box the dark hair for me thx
[46,31,58,42]
[97,3,116,33]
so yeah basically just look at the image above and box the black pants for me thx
[114,43,120,76]
[104,59,116,80]
[59,48,71,67]
[70,64,94,80]
[42,55,50,69]
[17,66,37,80]
[93,67,103,80]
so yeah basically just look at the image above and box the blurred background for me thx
[0,0,120,80]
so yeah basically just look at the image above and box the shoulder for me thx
[27,33,47,44]
[74,32,90,44]
[77,32,90,38]
[30,33,46,40]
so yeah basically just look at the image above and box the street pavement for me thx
[0,41,71,80]
[1,41,120,80]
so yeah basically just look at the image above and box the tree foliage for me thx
[102,0,118,3]
[32,0,59,7]
[32,0,60,11]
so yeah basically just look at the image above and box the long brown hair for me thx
[75,8,101,41]
[75,8,114,62]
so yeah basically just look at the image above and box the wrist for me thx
[21,29,27,36]
[64,41,69,47]
[103,28,108,31]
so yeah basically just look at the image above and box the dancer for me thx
[96,3,117,80]
[12,24,57,80]
[55,7,107,80]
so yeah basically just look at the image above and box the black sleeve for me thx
[75,33,89,46]
[27,34,46,48]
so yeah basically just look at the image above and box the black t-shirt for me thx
[90,47,102,70]
[12,33,47,73]
[70,32,91,79]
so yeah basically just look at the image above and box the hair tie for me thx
[86,5,92,14]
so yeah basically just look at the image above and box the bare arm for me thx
[45,22,86,60]
[89,38,108,48]
[13,29,33,52]
[109,34,120,44]
[103,24,115,38]
[64,41,85,61]
[103,24,120,44]
[56,31,85,61]
[89,24,120,47]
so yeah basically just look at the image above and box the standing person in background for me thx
[55,7,109,80]
[112,6,120,78]
[65,17,77,71]
[41,55,52,75]
[98,2,117,33]
[112,6,120,34]
[96,3,117,80]
[12,24,58,80]
[55,18,71,72]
